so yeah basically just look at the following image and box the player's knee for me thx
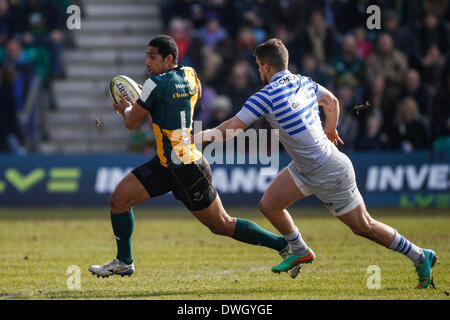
[351,219,375,237]
[258,200,269,215]
[207,217,235,236]
[109,192,128,212]
[258,200,278,219]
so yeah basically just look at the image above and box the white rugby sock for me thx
[283,226,308,256]
[389,230,425,267]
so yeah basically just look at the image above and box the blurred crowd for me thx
[0,0,73,153]
[1,0,449,155]
[162,0,450,152]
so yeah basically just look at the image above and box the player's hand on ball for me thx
[324,127,344,146]
[113,94,131,116]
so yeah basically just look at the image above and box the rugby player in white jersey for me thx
[194,38,437,289]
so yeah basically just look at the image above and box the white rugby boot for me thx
[89,258,134,278]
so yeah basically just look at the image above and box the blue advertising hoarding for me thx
[0,152,448,208]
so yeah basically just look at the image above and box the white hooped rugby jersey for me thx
[236,70,335,173]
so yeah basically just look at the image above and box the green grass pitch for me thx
[0,206,448,300]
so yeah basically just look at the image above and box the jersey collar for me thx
[270,70,291,83]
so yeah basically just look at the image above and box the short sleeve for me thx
[315,83,327,101]
[136,78,157,110]
[236,90,271,126]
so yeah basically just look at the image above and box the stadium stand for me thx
[0,0,449,154]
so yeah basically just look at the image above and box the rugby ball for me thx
[109,75,142,105]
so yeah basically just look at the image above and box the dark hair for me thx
[148,35,179,64]
[253,38,288,71]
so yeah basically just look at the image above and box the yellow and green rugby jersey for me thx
[136,66,203,168]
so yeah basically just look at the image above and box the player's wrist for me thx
[202,129,218,142]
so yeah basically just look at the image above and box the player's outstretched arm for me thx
[318,87,344,146]
[193,116,248,144]
[113,93,149,130]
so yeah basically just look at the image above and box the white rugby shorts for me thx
[287,149,363,216]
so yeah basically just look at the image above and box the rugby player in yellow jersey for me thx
[89,35,295,278]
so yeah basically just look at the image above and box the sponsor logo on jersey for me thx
[175,83,191,89]
[172,87,197,99]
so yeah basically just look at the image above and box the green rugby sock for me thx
[110,210,134,265]
[232,218,288,252]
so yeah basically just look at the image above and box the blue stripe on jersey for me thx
[254,91,271,107]
[247,97,268,114]
[270,79,300,96]
[272,87,297,103]
[305,111,312,119]
[279,111,302,124]
[244,103,262,117]
[289,125,307,135]
[253,92,272,111]
[295,78,311,93]
[275,107,292,117]
[298,100,317,115]
[309,118,316,126]
[282,119,303,130]
[272,99,289,111]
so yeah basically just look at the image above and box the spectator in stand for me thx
[0,64,25,153]
[330,34,364,89]
[235,26,257,65]
[335,84,359,151]
[399,69,432,117]
[205,95,232,129]
[241,10,267,45]
[383,10,419,67]
[385,0,424,28]
[353,27,372,60]
[0,0,17,46]
[361,75,396,134]
[2,38,37,115]
[273,25,298,67]
[200,47,225,93]
[160,0,192,29]
[430,72,450,139]
[266,0,309,35]
[196,83,217,127]
[417,12,449,57]
[298,9,337,66]
[365,32,409,99]
[421,44,446,93]
[424,0,450,19]
[300,54,334,90]
[168,17,191,64]
[355,112,390,151]
[331,0,376,35]
[199,15,227,49]
[222,59,257,116]
[392,97,432,151]
[16,0,66,78]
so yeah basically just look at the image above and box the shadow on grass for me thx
[1,206,449,221]
[15,287,335,300]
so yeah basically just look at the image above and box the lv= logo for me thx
[0,168,81,193]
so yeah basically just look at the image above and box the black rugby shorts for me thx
[131,156,218,211]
